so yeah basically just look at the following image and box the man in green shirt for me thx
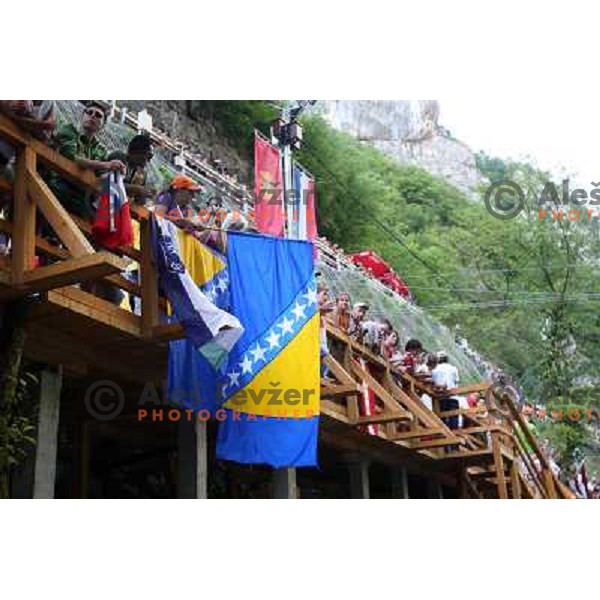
[47,101,125,218]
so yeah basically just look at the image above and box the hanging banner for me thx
[293,163,317,241]
[254,133,284,236]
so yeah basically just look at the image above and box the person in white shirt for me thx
[431,351,460,429]
[416,353,437,411]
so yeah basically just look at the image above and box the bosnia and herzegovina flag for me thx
[153,217,243,373]
[216,232,320,468]
[167,227,233,412]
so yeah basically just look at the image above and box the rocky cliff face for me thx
[320,101,487,196]
[120,100,251,182]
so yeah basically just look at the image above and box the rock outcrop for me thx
[321,100,487,196]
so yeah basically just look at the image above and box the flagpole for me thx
[277,105,295,240]
[272,101,316,241]
[282,136,294,239]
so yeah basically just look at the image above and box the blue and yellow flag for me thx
[175,229,231,311]
[167,228,232,413]
[154,218,242,371]
[216,232,320,467]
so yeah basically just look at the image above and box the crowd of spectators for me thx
[317,288,575,487]
[317,282,475,432]
[0,100,255,309]
[0,100,252,239]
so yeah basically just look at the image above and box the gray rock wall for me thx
[321,100,487,196]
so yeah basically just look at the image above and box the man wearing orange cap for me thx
[155,174,202,220]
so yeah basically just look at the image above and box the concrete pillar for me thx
[391,466,409,499]
[273,468,297,499]
[33,368,62,499]
[349,461,370,499]
[177,418,208,499]
[195,421,207,499]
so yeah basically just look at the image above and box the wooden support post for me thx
[492,433,508,499]
[177,418,196,499]
[79,421,91,499]
[544,469,557,499]
[432,395,441,417]
[428,480,444,499]
[349,460,370,499]
[27,169,94,257]
[510,461,521,499]
[273,468,297,499]
[140,216,159,338]
[12,146,37,284]
[391,466,409,499]
[33,368,62,499]
[458,470,467,499]
[344,347,360,423]
[177,418,208,499]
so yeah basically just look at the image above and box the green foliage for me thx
[0,368,38,498]
[476,151,508,182]
[300,116,600,409]
[536,401,593,469]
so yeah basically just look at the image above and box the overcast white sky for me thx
[440,98,599,186]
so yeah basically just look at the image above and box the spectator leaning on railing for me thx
[348,302,369,343]
[155,174,202,220]
[317,282,335,379]
[400,339,423,375]
[0,100,56,174]
[46,101,125,219]
[123,134,155,203]
[329,292,351,334]
[380,330,400,362]
[0,101,58,254]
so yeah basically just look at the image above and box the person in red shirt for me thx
[381,330,400,362]
[466,393,480,409]
[400,339,423,374]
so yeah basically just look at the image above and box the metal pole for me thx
[282,143,295,239]
[278,105,294,240]
[276,100,315,241]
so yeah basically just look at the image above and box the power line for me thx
[300,139,600,301]
[423,294,600,311]
[407,286,600,295]
[299,140,465,295]
[299,130,600,324]
[396,263,600,282]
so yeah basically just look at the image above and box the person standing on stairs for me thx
[431,350,460,430]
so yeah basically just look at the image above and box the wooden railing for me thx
[0,112,173,342]
[321,319,574,498]
[321,320,491,457]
